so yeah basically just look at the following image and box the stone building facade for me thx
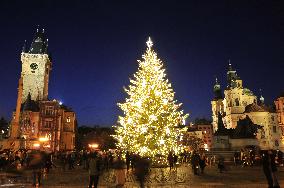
[211,63,283,150]
[186,123,213,150]
[275,94,284,146]
[8,28,76,152]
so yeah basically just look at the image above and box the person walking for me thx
[134,156,150,188]
[114,156,126,188]
[88,152,101,188]
[199,153,206,174]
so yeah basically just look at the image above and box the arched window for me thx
[275,140,279,147]
[235,98,239,106]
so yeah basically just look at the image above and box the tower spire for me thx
[22,40,27,53]
[36,25,39,33]
[228,59,233,71]
[213,76,222,99]
[259,89,264,104]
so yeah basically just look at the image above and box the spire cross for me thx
[228,59,231,66]
[146,37,153,49]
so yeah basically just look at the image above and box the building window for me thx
[271,116,274,121]
[275,140,279,147]
[273,126,277,133]
[45,106,54,115]
[44,121,53,129]
[66,117,71,123]
[235,98,239,106]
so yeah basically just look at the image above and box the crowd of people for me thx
[0,148,283,187]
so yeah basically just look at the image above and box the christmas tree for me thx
[114,37,188,160]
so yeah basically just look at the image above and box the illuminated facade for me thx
[275,94,284,146]
[211,63,256,131]
[9,28,76,151]
[211,63,283,150]
[188,124,213,150]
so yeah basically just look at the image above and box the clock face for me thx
[30,63,38,70]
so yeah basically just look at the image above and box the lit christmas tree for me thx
[114,37,188,160]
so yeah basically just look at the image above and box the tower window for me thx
[273,126,277,133]
[67,117,71,123]
[235,98,239,106]
[44,121,53,129]
[45,106,54,115]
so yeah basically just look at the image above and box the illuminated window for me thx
[44,121,53,128]
[67,117,71,123]
[45,106,54,115]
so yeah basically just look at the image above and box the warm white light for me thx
[204,143,208,151]
[39,137,49,142]
[33,143,40,147]
[89,143,99,149]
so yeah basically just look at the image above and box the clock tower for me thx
[20,28,51,102]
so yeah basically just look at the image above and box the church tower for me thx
[20,28,51,102]
[211,78,224,132]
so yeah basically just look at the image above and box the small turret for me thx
[213,77,223,99]
[259,89,265,105]
[22,40,27,53]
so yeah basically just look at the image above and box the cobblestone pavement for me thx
[0,165,283,187]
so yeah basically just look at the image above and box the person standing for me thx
[199,153,206,174]
[167,152,174,170]
[262,150,280,188]
[217,156,225,173]
[125,151,131,171]
[191,151,200,175]
[88,152,101,188]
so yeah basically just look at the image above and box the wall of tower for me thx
[211,99,224,132]
[21,53,51,102]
